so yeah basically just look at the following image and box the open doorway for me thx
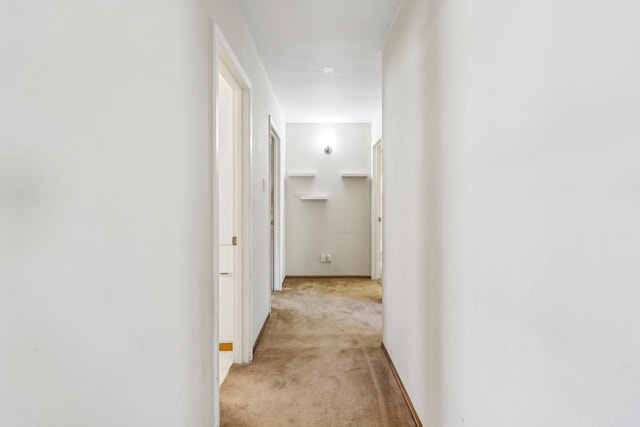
[212,24,253,424]
[371,140,383,281]
[269,118,282,292]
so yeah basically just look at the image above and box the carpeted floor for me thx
[220,277,416,427]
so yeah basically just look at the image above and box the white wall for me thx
[286,123,371,276]
[0,1,213,425]
[382,1,640,426]
[205,0,285,347]
[0,0,283,425]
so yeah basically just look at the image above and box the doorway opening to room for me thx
[212,26,253,422]
[269,118,282,292]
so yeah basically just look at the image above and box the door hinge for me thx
[232,236,238,246]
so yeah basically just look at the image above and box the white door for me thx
[269,133,275,291]
[218,72,236,347]
[372,141,383,280]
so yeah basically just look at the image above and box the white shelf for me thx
[288,172,316,178]
[341,172,369,178]
[300,195,328,201]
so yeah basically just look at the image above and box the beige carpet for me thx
[220,278,416,426]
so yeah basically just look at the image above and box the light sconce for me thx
[319,130,337,155]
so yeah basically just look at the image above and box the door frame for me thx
[211,22,253,425]
[269,117,283,291]
[371,140,383,280]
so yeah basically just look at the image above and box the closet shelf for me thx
[341,172,369,178]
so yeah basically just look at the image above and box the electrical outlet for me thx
[326,254,331,263]
[320,254,326,263]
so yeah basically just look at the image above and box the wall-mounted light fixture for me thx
[319,130,337,155]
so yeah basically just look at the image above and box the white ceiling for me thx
[236,0,402,123]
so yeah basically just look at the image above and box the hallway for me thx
[3,1,640,425]
[220,278,415,426]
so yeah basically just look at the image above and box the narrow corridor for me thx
[220,278,415,426]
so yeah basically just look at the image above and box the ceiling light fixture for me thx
[322,67,334,74]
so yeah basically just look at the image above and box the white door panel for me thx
[218,72,236,348]
[219,245,234,275]
[219,276,234,343]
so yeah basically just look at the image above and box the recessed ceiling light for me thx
[322,67,335,74]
